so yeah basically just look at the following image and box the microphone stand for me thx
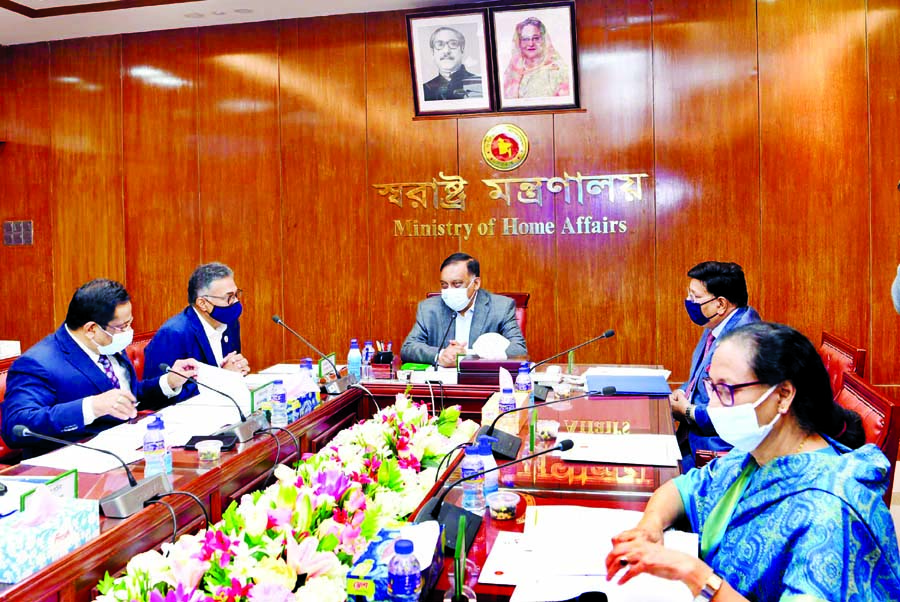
[272,315,356,395]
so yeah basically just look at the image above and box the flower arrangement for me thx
[95,395,478,602]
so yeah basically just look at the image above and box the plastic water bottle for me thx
[477,434,499,497]
[300,357,318,414]
[498,386,517,414]
[348,338,362,381]
[460,444,485,513]
[387,539,422,602]
[143,416,171,476]
[271,379,288,427]
[515,362,532,396]
[361,340,375,380]
[496,386,517,434]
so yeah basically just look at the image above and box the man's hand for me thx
[91,388,138,421]
[222,351,251,375]
[669,388,689,417]
[165,358,201,389]
[437,341,467,368]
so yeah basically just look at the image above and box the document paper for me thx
[554,432,681,467]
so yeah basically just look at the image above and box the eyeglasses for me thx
[104,319,133,333]
[703,377,765,407]
[520,35,543,44]
[440,279,475,290]
[432,40,461,51]
[203,289,244,305]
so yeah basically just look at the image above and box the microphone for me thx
[272,315,355,395]
[478,386,616,459]
[414,439,574,553]
[433,312,458,368]
[160,363,266,442]
[13,425,172,518]
[530,329,616,372]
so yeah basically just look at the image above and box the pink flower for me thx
[285,535,344,579]
[313,469,352,500]
[171,557,209,590]
[214,578,252,602]
[247,583,295,602]
[149,584,211,602]
[266,507,294,530]
[196,530,239,567]
[397,455,421,471]
[345,489,367,514]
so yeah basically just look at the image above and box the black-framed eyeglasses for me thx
[432,40,462,51]
[203,289,243,305]
[702,377,765,407]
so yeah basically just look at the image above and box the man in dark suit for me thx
[401,253,527,367]
[668,261,761,469]
[1,279,198,457]
[144,262,249,402]
[423,27,482,101]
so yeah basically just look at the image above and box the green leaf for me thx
[318,533,340,552]
[96,571,115,594]
[377,458,404,491]
[221,501,244,534]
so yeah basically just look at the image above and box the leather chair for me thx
[834,371,900,505]
[819,331,866,398]
[425,292,530,337]
[0,355,22,464]
[125,330,156,381]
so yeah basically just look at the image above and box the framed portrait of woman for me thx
[489,1,579,111]
[407,9,494,116]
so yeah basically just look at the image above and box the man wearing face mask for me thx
[1,279,199,457]
[669,261,761,469]
[144,262,249,402]
[401,252,527,367]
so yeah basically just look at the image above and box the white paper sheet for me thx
[21,420,144,473]
[194,363,252,415]
[583,366,672,379]
[554,432,681,467]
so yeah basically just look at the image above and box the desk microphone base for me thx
[324,374,357,396]
[414,499,482,554]
[475,425,522,460]
[215,411,269,442]
[100,473,172,518]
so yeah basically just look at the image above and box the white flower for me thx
[124,549,168,582]
[238,494,269,537]
[295,575,348,602]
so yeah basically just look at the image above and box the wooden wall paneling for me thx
[198,23,283,369]
[49,36,125,322]
[757,1,869,349]
[555,0,656,366]
[122,29,201,333]
[279,15,369,360]
[867,2,900,384]
[0,43,54,347]
[651,1,760,382]
[458,115,555,362]
[365,11,461,350]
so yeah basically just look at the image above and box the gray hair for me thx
[188,262,234,304]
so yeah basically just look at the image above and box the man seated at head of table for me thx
[401,252,527,368]
[669,261,761,470]
[606,322,900,601]
[144,262,249,402]
[1,279,199,458]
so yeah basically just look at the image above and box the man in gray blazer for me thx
[401,253,528,367]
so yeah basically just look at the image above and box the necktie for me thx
[98,354,121,390]
[686,331,715,399]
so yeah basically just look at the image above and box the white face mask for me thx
[96,326,133,356]
[441,282,474,312]
[707,384,779,453]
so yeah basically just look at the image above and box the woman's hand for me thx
[610,522,664,547]
[605,539,712,595]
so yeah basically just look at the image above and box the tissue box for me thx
[248,379,276,413]
[347,524,444,601]
[481,390,530,435]
[0,497,99,584]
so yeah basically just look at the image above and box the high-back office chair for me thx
[425,292,530,337]
[818,331,866,398]
[125,331,156,381]
[834,371,900,505]
[0,355,21,464]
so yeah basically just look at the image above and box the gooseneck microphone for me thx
[271,315,355,394]
[479,386,616,459]
[160,363,265,442]
[433,312,458,368]
[414,439,575,553]
[531,329,616,372]
[13,425,172,518]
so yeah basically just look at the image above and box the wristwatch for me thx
[694,572,723,601]
[685,404,696,425]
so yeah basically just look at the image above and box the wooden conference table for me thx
[0,377,678,602]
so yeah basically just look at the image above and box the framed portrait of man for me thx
[490,1,580,111]
[407,9,494,116]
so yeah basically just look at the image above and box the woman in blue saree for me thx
[605,322,900,601]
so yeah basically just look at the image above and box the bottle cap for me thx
[364,340,373,346]
[502,387,513,394]
[464,443,479,455]
[519,362,530,372]
[476,434,498,453]
[274,379,283,385]
[394,539,414,555]
[148,416,164,430]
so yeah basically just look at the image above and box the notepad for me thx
[554,432,681,467]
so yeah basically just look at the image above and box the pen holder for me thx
[443,585,476,602]
[371,351,394,380]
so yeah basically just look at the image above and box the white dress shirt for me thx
[193,307,228,367]
[454,292,477,349]
[65,326,178,425]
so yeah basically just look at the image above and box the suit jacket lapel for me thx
[467,292,490,346]
[186,307,218,366]
[54,326,112,393]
